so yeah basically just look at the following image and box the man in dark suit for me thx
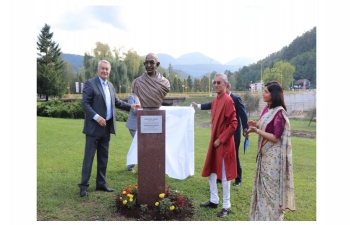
[78,60,140,197]
[192,82,248,186]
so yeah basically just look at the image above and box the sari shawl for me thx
[250,106,295,221]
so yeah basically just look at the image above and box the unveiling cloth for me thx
[133,72,170,108]
[126,106,195,180]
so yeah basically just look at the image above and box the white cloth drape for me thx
[126,106,195,180]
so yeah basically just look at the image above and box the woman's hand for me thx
[247,126,258,134]
[247,120,257,127]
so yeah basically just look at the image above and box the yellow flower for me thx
[123,200,127,205]
[170,205,175,211]
[119,197,122,200]
[129,197,133,202]
[159,193,165,198]
[122,191,126,194]
[155,202,159,207]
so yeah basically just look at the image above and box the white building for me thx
[250,82,264,92]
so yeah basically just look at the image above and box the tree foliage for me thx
[263,61,295,89]
[93,42,114,60]
[306,107,316,126]
[242,92,261,117]
[37,23,66,101]
[290,48,316,86]
[123,49,144,81]
[230,27,316,88]
[187,75,193,91]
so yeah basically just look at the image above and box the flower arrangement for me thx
[155,185,185,214]
[119,184,138,209]
[118,184,185,214]
[116,184,193,220]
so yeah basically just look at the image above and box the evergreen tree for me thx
[37,23,65,101]
[187,75,193,91]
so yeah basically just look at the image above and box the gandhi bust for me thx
[133,53,170,109]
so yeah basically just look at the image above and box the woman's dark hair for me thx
[265,81,287,111]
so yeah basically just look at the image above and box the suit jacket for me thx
[126,93,139,131]
[82,76,131,137]
[201,92,248,134]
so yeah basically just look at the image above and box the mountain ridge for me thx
[62,52,257,78]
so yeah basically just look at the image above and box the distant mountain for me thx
[62,52,253,78]
[177,52,221,65]
[62,54,84,73]
[224,57,257,66]
[172,64,241,78]
[236,26,316,88]
[157,53,179,67]
[158,52,245,78]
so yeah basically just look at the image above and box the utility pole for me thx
[259,60,264,91]
[280,70,283,88]
[208,59,212,96]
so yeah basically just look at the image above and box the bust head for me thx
[133,53,170,109]
[143,53,160,76]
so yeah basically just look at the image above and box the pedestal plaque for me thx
[137,109,166,206]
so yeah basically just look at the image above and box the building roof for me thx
[295,79,310,85]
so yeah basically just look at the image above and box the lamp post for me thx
[280,70,282,88]
[67,82,70,95]
[182,84,185,94]
[208,59,212,96]
[259,60,264,91]
[119,85,121,94]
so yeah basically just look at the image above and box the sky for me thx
[34,0,317,64]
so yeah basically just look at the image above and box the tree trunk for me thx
[308,112,315,126]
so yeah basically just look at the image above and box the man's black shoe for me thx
[233,182,241,186]
[80,188,87,197]
[218,208,230,218]
[96,185,114,192]
[200,201,218,208]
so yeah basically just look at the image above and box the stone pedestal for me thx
[137,109,166,206]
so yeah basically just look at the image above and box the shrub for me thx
[37,100,129,121]
[242,92,260,117]
[116,110,129,122]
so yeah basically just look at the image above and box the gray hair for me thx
[97,60,111,70]
[213,73,228,82]
[226,81,231,89]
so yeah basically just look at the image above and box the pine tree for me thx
[37,23,65,101]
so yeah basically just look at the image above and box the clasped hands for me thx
[247,120,258,134]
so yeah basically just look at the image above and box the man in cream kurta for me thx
[200,73,238,218]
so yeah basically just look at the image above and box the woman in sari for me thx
[247,81,295,221]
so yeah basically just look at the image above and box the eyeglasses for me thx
[144,61,156,66]
[212,81,223,85]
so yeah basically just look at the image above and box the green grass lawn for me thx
[37,113,316,221]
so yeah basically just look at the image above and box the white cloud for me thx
[35,0,317,64]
